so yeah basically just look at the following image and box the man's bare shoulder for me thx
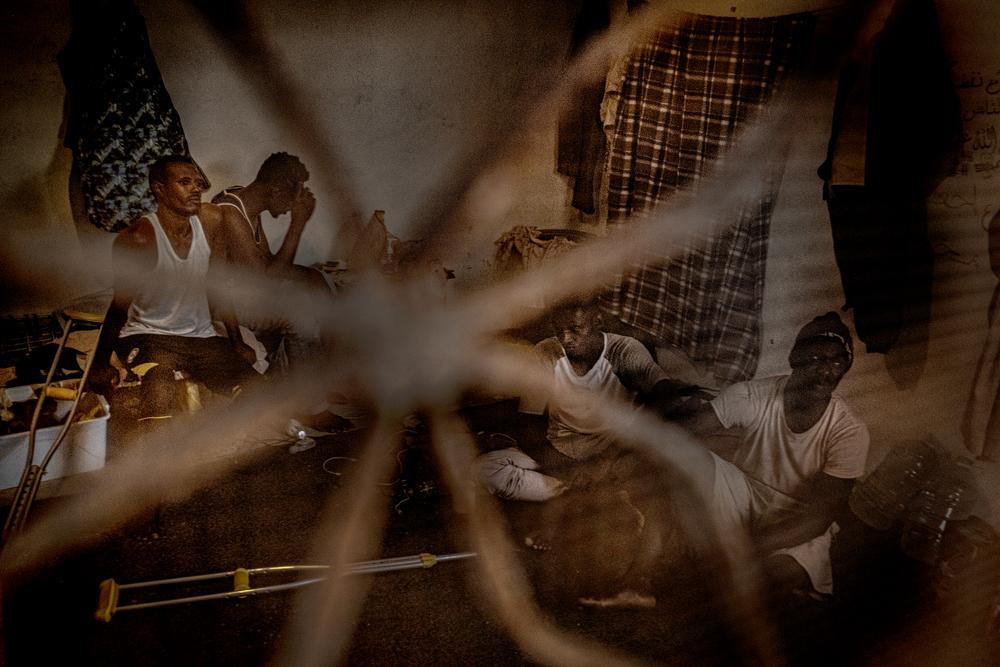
[112,216,157,279]
[198,202,224,231]
[205,201,254,239]
[114,216,155,250]
[198,202,238,248]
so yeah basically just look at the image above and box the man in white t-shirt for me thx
[478,298,693,608]
[684,312,870,596]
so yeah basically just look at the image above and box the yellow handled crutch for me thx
[1,307,105,543]
[95,551,476,622]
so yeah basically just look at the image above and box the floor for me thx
[1,402,995,666]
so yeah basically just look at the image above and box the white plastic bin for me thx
[0,385,108,490]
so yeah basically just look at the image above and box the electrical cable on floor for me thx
[321,456,357,476]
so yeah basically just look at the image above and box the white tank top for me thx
[119,212,218,338]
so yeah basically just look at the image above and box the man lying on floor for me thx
[478,297,695,608]
[682,312,870,598]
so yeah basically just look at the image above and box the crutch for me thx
[95,551,477,621]
[1,307,105,543]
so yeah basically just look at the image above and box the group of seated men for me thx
[479,299,869,609]
[86,153,870,611]
[90,152,322,420]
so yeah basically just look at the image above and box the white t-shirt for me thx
[711,375,869,501]
[520,333,669,460]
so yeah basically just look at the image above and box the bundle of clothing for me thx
[493,226,584,278]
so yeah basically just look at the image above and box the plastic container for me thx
[0,383,108,490]
[900,456,978,565]
[849,439,942,530]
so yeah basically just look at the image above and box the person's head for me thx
[787,312,853,398]
[254,152,309,216]
[148,155,205,217]
[549,297,604,363]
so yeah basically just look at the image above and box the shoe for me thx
[289,436,316,454]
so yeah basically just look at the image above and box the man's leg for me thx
[762,554,812,592]
[114,335,187,419]
[580,447,749,608]
[112,335,188,539]
[578,452,663,608]
[182,336,259,397]
[477,447,567,501]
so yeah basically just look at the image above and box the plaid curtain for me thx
[604,12,813,385]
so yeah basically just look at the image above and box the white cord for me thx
[322,456,357,476]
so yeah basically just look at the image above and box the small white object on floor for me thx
[287,418,338,439]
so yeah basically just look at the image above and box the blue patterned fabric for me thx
[60,1,190,232]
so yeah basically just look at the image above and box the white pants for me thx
[476,447,567,501]
[711,453,837,595]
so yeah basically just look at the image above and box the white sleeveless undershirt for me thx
[119,212,217,339]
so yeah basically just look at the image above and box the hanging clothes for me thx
[603,12,813,385]
[818,0,961,354]
[963,210,1000,458]
[59,0,191,233]
[556,0,612,215]
[963,283,1000,458]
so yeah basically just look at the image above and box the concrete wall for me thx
[3,0,1000,467]
[0,0,578,310]
[757,0,1000,463]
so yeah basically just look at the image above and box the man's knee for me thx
[763,553,812,594]
[136,366,180,417]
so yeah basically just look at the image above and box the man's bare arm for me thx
[754,473,855,554]
[88,223,155,394]
[201,204,257,366]
[271,185,315,272]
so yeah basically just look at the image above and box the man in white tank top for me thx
[91,155,257,419]
[478,298,696,609]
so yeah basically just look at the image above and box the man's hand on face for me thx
[290,186,316,224]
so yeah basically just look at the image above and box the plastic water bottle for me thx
[849,439,941,530]
[900,456,977,564]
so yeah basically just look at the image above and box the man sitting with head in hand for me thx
[208,152,329,372]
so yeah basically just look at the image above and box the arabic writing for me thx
[957,69,1000,95]
[955,68,1000,180]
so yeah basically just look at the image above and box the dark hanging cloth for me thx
[59,0,191,233]
[818,0,962,354]
[556,0,611,215]
[603,12,813,385]
[962,207,1000,455]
